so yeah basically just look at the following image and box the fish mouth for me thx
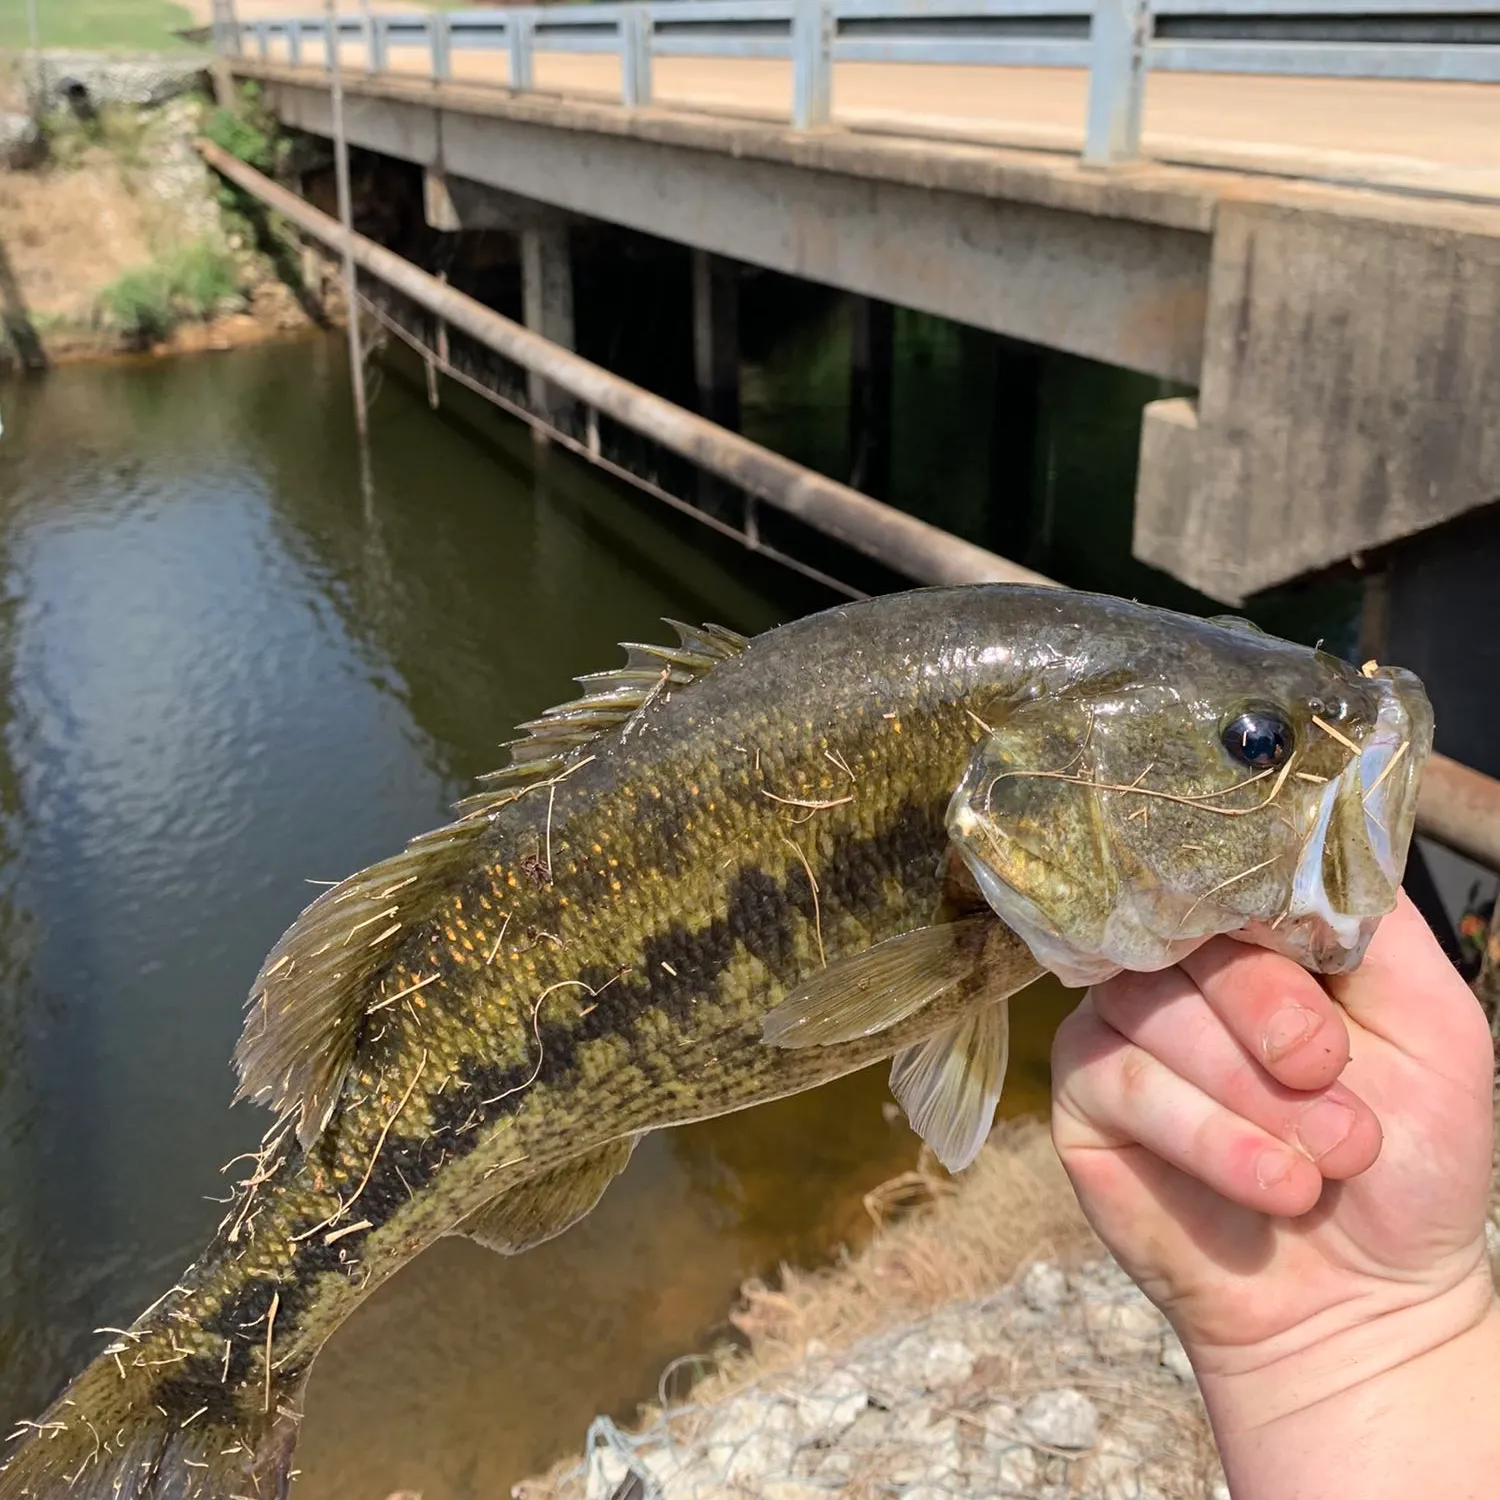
[1240,673,1431,974]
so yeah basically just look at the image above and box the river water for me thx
[0,333,1092,1499]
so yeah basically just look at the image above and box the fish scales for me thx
[0,585,1434,1500]
[148,603,1005,1409]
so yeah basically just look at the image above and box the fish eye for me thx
[1221,709,1294,771]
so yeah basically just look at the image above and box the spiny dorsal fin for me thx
[453,618,748,820]
[235,621,750,1150]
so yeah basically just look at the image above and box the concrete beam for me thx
[422,170,573,234]
[262,77,1210,383]
[1135,187,1500,602]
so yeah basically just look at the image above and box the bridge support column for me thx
[520,225,576,430]
[987,335,1043,562]
[691,250,739,431]
[692,250,740,515]
[847,294,893,501]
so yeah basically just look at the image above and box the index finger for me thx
[1323,889,1491,1082]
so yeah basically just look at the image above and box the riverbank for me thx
[515,1106,1500,1500]
[0,59,325,372]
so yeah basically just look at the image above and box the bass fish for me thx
[0,585,1430,1500]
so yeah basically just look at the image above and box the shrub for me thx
[97,239,241,341]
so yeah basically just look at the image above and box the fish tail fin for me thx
[0,1343,304,1500]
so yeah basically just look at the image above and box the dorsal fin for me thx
[234,620,750,1149]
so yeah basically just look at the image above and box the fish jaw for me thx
[1233,669,1432,974]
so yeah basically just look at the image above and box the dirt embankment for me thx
[0,61,328,372]
[514,1107,1500,1500]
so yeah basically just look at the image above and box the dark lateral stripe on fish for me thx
[145,793,950,1416]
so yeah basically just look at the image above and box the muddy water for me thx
[0,336,1079,1500]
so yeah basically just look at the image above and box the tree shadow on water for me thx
[0,233,47,375]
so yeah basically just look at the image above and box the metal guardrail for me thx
[211,0,1500,164]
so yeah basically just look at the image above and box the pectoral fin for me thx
[451,1137,637,1255]
[890,1002,1009,1173]
[761,916,996,1049]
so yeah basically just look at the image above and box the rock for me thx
[1085,1296,1166,1359]
[1020,1260,1069,1314]
[883,1333,934,1392]
[0,111,42,169]
[1210,1483,1231,1500]
[1087,1447,1164,1500]
[801,1369,869,1440]
[1160,1331,1195,1383]
[810,1448,859,1485]
[979,1400,1018,1444]
[1020,1389,1100,1451]
[994,1441,1039,1492]
[914,1416,962,1454]
[763,1483,836,1500]
[720,1413,797,1486]
[582,1444,631,1500]
[26,51,208,112]
[923,1338,976,1389]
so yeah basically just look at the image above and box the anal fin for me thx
[451,1137,637,1255]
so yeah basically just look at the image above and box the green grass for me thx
[0,0,198,53]
[97,238,241,342]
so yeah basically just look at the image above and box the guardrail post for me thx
[620,6,653,108]
[255,21,270,60]
[323,16,337,70]
[287,20,303,66]
[430,11,452,81]
[369,14,388,73]
[212,0,243,57]
[508,10,536,90]
[1083,0,1150,165]
[791,0,834,128]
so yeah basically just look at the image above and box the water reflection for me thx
[0,336,955,1500]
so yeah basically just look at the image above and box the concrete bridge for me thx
[222,3,1499,610]
[219,5,1500,808]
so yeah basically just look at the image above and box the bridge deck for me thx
[233,21,1500,203]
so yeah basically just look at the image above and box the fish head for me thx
[947,617,1433,987]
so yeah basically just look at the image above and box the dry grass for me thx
[517,1119,1109,1500]
[0,156,155,324]
[717,1118,1098,1386]
[516,1093,1500,1500]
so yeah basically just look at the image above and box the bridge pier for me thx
[691,250,741,515]
[987,336,1043,563]
[691,250,739,433]
[520,226,576,430]
[848,295,893,501]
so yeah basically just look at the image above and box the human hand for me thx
[1050,891,1496,1428]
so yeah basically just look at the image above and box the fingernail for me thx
[1263,1005,1324,1062]
[1256,1149,1295,1189]
[1297,1099,1355,1160]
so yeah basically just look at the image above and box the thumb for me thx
[1323,891,1491,1089]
